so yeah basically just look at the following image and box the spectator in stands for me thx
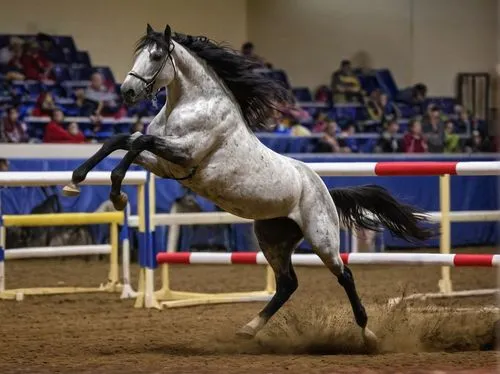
[403,118,427,153]
[241,42,270,68]
[0,37,25,81]
[365,89,382,120]
[410,83,427,115]
[464,130,491,153]
[469,114,489,137]
[0,158,9,171]
[272,110,292,135]
[0,36,22,65]
[20,41,54,81]
[453,105,471,133]
[36,33,65,63]
[84,115,104,142]
[365,90,401,125]
[43,109,85,143]
[0,106,29,143]
[31,92,57,117]
[423,106,444,152]
[290,121,311,136]
[84,72,121,116]
[337,121,359,153]
[374,119,401,153]
[315,120,341,153]
[314,85,331,104]
[64,88,95,117]
[443,120,460,153]
[0,79,17,103]
[331,60,363,103]
[1,37,25,81]
[312,112,331,133]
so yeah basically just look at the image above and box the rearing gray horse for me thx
[63,24,433,346]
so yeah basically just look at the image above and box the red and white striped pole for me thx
[156,252,500,267]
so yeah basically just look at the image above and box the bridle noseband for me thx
[127,42,175,101]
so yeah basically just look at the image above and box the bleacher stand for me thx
[0,34,494,154]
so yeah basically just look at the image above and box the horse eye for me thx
[151,53,163,62]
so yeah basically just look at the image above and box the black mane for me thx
[135,30,291,130]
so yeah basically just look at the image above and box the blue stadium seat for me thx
[357,73,380,94]
[52,36,78,62]
[52,65,71,82]
[70,66,92,81]
[396,103,414,118]
[74,51,92,68]
[93,67,116,84]
[0,35,9,48]
[292,87,313,102]
[426,97,456,114]
[375,69,399,101]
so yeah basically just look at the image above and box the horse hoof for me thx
[362,327,379,351]
[236,325,256,339]
[112,192,128,211]
[62,183,80,197]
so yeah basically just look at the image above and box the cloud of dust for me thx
[209,303,497,355]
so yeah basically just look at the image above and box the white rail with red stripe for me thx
[307,161,500,176]
[157,252,500,267]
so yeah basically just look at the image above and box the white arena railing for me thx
[126,160,500,309]
[0,157,498,310]
[0,171,147,301]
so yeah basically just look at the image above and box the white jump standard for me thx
[0,170,147,301]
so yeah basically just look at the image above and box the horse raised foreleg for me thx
[109,150,142,210]
[107,134,193,210]
[62,133,137,196]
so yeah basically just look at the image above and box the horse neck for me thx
[165,41,233,114]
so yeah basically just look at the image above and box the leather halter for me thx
[127,42,175,101]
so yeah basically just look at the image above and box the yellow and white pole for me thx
[438,174,452,294]
[120,203,136,299]
[144,172,159,308]
[108,221,119,287]
[157,203,179,298]
[134,182,147,308]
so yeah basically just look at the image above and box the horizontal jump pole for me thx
[4,245,111,260]
[307,161,500,176]
[156,252,500,267]
[3,212,123,227]
[127,209,500,228]
[0,171,147,187]
[0,162,496,188]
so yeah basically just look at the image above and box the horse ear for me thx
[164,24,172,41]
[146,23,154,35]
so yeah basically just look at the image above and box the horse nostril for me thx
[124,89,135,99]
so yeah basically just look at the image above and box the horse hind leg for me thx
[296,185,378,348]
[237,217,303,338]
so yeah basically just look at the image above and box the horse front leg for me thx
[62,133,141,196]
[107,134,193,210]
[109,150,143,210]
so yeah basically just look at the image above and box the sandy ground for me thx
[0,247,498,373]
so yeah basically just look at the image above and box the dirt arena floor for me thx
[0,247,498,374]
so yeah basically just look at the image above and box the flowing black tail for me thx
[329,184,436,242]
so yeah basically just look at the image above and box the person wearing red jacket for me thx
[20,41,54,81]
[43,109,85,143]
[403,118,428,153]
